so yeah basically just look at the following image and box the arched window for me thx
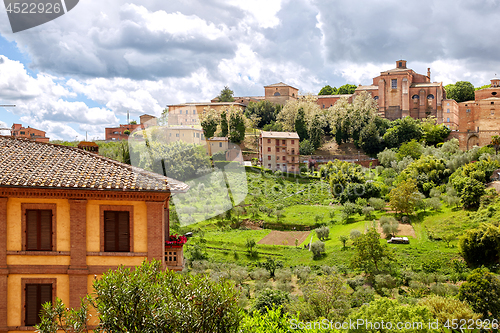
[373,96,379,100]
[412,95,419,99]
[427,94,434,99]
[274,92,281,96]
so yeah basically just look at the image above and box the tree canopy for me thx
[217,86,235,102]
[444,81,475,103]
[318,85,337,95]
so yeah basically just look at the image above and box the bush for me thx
[350,229,362,240]
[362,206,374,219]
[379,216,399,238]
[419,295,481,324]
[427,197,442,211]
[368,197,386,210]
[459,223,500,267]
[311,241,325,259]
[252,289,290,314]
[459,267,500,318]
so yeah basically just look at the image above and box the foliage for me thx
[459,223,500,267]
[200,109,219,139]
[132,139,211,182]
[337,84,357,95]
[358,120,384,155]
[318,85,337,95]
[276,95,322,133]
[241,307,323,333]
[311,241,325,259]
[228,107,246,143]
[299,139,315,155]
[221,111,229,137]
[418,295,482,324]
[246,238,257,254]
[217,86,235,102]
[35,298,89,333]
[377,148,397,167]
[330,92,378,145]
[379,216,399,238]
[368,197,386,211]
[252,289,290,314]
[300,274,351,321]
[421,117,451,146]
[458,267,500,318]
[459,178,486,208]
[491,135,500,154]
[388,178,420,215]
[308,113,324,149]
[315,226,330,241]
[91,260,242,332]
[348,298,436,333]
[396,140,423,160]
[339,235,349,249]
[260,257,284,278]
[351,228,395,277]
[383,116,423,148]
[295,107,308,141]
[244,100,281,128]
[444,81,475,103]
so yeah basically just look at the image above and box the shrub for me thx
[362,206,374,219]
[350,229,362,240]
[459,223,500,267]
[427,197,442,211]
[459,267,500,318]
[368,197,386,211]
[249,268,269,281]
[293,266,311,284]
[252,289,290,314]
[311,241,325,259]
[379,216,399,238]
[419,295,481,324]
[351,285,375,308]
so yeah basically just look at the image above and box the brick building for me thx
[354,60,454,123]
[259,131,300,172]
[456,78,500,150]
[10,124,49,143]
[0,136,188,329]
[167,102,245,126]
[105,114,157,141]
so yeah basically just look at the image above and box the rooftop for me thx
[260,131,300,139]
[264,82,299,90]
[0,136,188,192]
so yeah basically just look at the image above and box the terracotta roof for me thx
[0,136,188,193]
[264,82,299,90]
[316,94,353,98]
[260,131,300,139]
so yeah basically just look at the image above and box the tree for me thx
[39,260,242,333]
[217,86,235,102]
[379,216,399,239]
[459,177,486,208]
[244,100,280,128]
[388,178,420,216]
[445,81,475,103]
[246,238,256,254]
[492,135,500,154]
[337,83,357,95]
[396,139,423,160]
[301,274,350,321]
[308,113,324,149]
[228,108,246,143]
[35,298,90,333]
[318,85,337,95]
[299,139,315,155]
[459,267,500,318]
[383,116,423,148]
[421,117,451,146]
[339,235,349,249]
[200,110,219,139]
[252,289,290,314]
[352,228,395,278]
[261,257,284,278]
[276,95,322,132]
[358,121,383,155]
[220,110,229,137]
[311,240,325,259]
[123,129,131,136]
[315,226,330,241]
[459,223,500,267]
[294,107,308,141]
[158,107,169,126]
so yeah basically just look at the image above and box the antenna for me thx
[127,110,130,124]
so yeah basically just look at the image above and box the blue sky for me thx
[1,0,500,140]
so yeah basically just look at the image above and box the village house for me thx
[0,136,188,329]
[105,114,158,141]
[10,124,49,143]
[259,131,300,173]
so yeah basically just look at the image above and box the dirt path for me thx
[258,230,311,246]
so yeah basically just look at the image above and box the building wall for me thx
[168,103,245,126]
[264,85,299,105]
[165,128,205,145]
[259,135,300,172]
[10,124,49,143]
[1,190,170,330]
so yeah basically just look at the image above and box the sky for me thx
[1,0,500,140]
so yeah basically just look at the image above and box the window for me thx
[268,164,271,168]
[374,96,379,100]
[219,143,222,147]
[447,102,450,106]
[447,117,450,123]
[282,148,286,152]
[291,157,295,162]
[179,110,182,114]
[274,92,281,96]
[176,133,179,137]
[268,155,271,160]
[193,110,196,114]
[492,102,495,105]
[267,139,271,143]
[103,211,130,252]
[196,133,200,138]
[282,140,286,145]
[398,62,402,67]
[267,147,271,152]
[447,109,450,113]
[391,79,397,89]
[466,109,471,113]
[26,210,52,251]
[22,204,56,251]
[23,279,55,326]
[20,131,25,135]
[277,156,280,160]
[322,104,325,108]
[291,140,294,144]
[412,95,419,100]
[291,149,295,155]
[276,139,279,145]
[427,94,434,99]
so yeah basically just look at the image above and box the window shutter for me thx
[25,284,38,325]
[26,211,38,251]
[104,211,116,252]
[117,212,130,252]
[40,210,52,251]
[40,284,52,306]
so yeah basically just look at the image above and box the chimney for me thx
[427,68,431,80]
